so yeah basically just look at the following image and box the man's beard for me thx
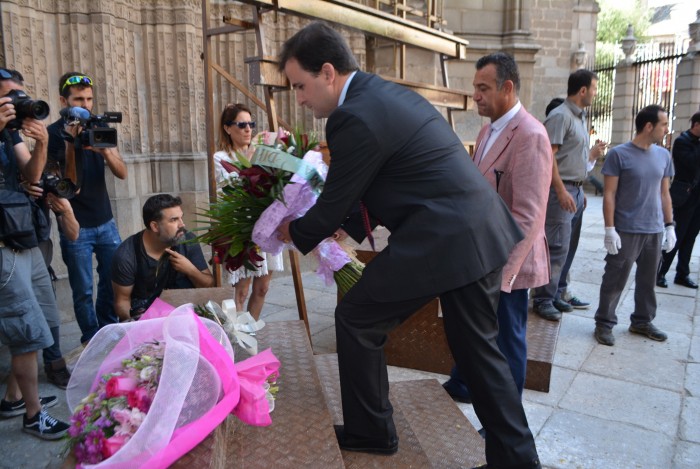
[163,228,187,246]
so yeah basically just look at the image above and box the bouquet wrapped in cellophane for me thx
[196,128,364,294]
[64,303,279,468]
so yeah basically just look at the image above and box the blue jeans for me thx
[60,219,121,343]
[447,289,529,398]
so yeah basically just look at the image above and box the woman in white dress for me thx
[213,103,284,320]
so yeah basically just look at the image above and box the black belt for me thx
[563,180,584,187]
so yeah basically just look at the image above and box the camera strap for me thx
[70,134,84,190]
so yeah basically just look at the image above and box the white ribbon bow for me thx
[205,300,265,356]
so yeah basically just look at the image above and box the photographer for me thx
[8,71,80,389]
[47,71,127,345]
[111,194,213,321]
[0,67,69,439]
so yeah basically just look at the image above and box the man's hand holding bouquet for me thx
[196,128,364,294]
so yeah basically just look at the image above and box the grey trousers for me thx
[533,184,585,306]
[595,231,662,329]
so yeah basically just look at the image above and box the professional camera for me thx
[60,106,122,148]
[38,172,77,200]
[3,89,50,130]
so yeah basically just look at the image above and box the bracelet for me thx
[664,221,675,227]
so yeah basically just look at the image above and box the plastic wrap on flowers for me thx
[252,182,318,255]
[66,304,279,469]
[252,150,326,255]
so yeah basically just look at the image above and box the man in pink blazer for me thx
[443,52,552,402]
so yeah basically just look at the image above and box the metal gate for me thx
[632,41,688,149]
[591,53,617,146]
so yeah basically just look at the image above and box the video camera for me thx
[60,106,122,148]
[2,89,50,130]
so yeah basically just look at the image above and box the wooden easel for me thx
[201,0,472,341]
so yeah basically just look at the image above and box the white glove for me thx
[662,225,676,252]
[604,227,621,255]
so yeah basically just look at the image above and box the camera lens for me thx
[55,180,76,199]
[14,97,50,121]
[29,100,50,120]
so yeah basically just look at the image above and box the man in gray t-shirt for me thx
[593,105,675,347]
[532,70,606,320]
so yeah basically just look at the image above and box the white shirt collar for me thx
[338,71,358,106]
[490,101,522,132]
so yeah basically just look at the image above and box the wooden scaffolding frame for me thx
[201,0,472,340]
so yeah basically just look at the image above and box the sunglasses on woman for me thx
[226,121,256,129]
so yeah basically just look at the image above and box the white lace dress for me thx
[213,150,285,285]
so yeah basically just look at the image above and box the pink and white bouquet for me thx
[64,341,165,464]
[64,303,280,468]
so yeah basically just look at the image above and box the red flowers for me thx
[238,166,278,198]
[105,376,137,398]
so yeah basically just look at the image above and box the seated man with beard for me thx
[111,194,214,320]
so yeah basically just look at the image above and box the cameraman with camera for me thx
[47,71,127,345]
[0,67,69,439]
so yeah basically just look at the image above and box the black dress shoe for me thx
[674,276,698,289]
[656,276,668,288]
[334,425,398,455]
[442,380,472,404]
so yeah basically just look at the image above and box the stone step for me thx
[314,353,486,468]
[354,250,560,392]
[174,320,344,468]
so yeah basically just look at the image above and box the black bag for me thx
[0,189,39,250]
[670,180,694,208]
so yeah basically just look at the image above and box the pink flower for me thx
[127,386,152,413]
[106,376,138,398]
[261,131,276,146]
[101,434,129,459]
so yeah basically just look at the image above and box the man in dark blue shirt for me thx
[0,67,70,439]
[47,71,127,344]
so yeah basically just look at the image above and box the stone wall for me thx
[0,0,600,276]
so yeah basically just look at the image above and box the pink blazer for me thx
[474,107,552,292]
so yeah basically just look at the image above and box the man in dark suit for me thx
[276,22,540,468]
[657,112,700,289]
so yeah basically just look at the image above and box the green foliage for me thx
[596,0,651,44]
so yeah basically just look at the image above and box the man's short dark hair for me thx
[278,21,359,74]
[567,69,597,96]
[635,104,666,134]
[691,112,700,126]
[58,71,93,98]
[0,68,24,86]
[545,97,564,117]
[475,52,520,93]
[143,194,182,228]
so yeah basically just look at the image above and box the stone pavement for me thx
[1,194,699,468]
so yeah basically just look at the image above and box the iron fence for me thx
[632,40,688,149]
[592,39,689,148]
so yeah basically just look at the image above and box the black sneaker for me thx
[22,409,69,440]
[45,365,71,390]
[629,322,667,341]
[552,298,574,313]
[567,296,590,309]
[0,396,58,418]
[534,303,562,321]
[594,326,615,346]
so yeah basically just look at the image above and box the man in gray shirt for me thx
[533,69,606,320]
[594,104,675,346]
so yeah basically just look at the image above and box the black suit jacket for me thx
[290,71,522,301]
